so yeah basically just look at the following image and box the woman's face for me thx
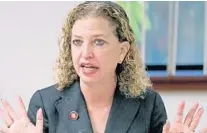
[71,17,129,83]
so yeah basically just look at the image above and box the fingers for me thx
[0,99,17,120]
[163,120,170,133]
[0,108,13,126]
[162,101,205,133]
[36,108,43,132]
[1,99,18,120]
[0,96,30,129]
[189,107,204,131]
[170,101,185,133]
[184,102,199,125]
[175,101,185,124]
[17,96,27,118]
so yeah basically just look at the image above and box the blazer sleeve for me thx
[149,92,168,133]
[27,90,49,133]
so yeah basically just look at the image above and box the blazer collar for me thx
[105,88,141,133]
[54,81,141,133]
[54,81,93,133]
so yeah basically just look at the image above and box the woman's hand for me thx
[163,101,207,133]
[0,96,43,133]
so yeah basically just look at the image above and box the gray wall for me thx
[0,1,206,130]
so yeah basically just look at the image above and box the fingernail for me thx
[196,101,200,105]
[38,108,42,114]
[180,100,184,105]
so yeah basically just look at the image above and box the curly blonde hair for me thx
[55,1,152,98]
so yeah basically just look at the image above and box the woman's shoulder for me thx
[136,88,165,110]
[36,84,60,97]
[29,82,79,107]
[137,88,163,102]
[28,84,61,109]
[145,88,162,99]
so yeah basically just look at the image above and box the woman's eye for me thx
[94,39,105,46]
[72,39,82,46]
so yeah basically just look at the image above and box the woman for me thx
[0,1,206,133]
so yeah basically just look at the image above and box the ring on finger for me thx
[7,123,13,128]
[188,125,196,132]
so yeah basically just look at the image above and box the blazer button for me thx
[69,111,79,120]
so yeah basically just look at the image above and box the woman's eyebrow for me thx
[72,35,83,39]
[91,34,105,37]
[72,33,108,38]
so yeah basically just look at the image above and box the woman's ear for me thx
[119,41,130,63]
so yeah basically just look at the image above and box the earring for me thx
[116,61,124,74]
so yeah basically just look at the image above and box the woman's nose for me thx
[82,45,94,59]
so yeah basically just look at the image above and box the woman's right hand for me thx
[163,101,207,133]
[0,96,43,133]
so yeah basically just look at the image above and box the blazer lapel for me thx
[105,89,141,133]
[54,81,93,133]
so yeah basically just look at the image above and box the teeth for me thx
[84,67,96,69]
[82,65,97,69]
[80,64,98,69]
[84,66,96,68]
[84,65,92,67]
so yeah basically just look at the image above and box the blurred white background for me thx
[0,1,206,130]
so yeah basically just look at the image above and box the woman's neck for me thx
[80,77,117,108]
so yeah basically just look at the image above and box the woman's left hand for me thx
[163,101,207,133]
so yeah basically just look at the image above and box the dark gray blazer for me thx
[27,81,167,133]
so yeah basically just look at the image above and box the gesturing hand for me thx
[163,101,207,133]
[0,96,43,133]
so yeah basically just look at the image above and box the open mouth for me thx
[80,63,99,75]
[80,64,99,69]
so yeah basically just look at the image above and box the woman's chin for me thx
[79,76,100,83]
[79,70,100,83]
